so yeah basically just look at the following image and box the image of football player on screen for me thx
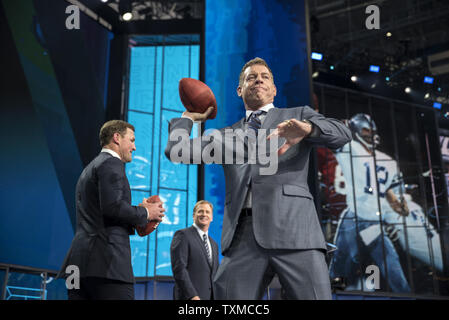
[383,179,443,273]
[329,113,411,292]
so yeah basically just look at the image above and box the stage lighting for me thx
[101,0,108,3]
[311,52,323,61]
[405,87,411,93]
[330,65,334,70]
[424,93,430,99]
[312,71,319,78]
[385,76,390,81]
[386,32,392,37]
[119,0,133,21]
[369,65,380,73]
[424,76,434,84]
[351,75,357,82]
[433,102,442,109]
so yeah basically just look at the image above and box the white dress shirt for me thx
[192,223,212,261]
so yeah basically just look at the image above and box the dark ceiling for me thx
[77,0,449,112]
[308,0,449,109]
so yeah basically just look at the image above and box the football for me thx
[179,78,217,119]
[136,195,163,237]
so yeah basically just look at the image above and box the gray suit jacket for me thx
[165,106,352,255]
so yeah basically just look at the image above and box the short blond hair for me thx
[193,200,213,214]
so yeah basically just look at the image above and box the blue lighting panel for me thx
[369,65,380,73]
[433,102,442,109]
[424,76,434,84]
[311,52,323,61]
[127,41,199,277]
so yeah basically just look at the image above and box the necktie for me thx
[247,110,265,137]
[202,233,212,266]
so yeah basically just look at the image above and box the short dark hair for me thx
[99,120,135,147]
[238,57,274,86]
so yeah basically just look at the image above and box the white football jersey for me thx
[383,195,443,271]
[336,140,398,221]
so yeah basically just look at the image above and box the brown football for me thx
[179,78,217,119]
[136,195,163,237]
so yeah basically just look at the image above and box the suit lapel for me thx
[189,226,212,268]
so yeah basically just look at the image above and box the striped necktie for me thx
[202,233,212,266]
[247,110,265,136]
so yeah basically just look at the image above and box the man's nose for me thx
[255,74,264,83]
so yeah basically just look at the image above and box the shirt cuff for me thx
[181,113,194,122]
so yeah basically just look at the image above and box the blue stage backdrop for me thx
[0,0,110,271]
[204,0,312,257]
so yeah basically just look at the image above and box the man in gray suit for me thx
[165,57,352,299]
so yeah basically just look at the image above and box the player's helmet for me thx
[349,113,380,149]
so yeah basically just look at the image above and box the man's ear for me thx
[273,84,277,97]
[112,132,121,144]
[237,86,242,97]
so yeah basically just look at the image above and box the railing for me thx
[0,263,58,300]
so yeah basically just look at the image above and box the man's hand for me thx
[191,296,200,300]
[139,199,165,222]
[182,106,214,122]
[267,118,313,155]
[386,189,409,216]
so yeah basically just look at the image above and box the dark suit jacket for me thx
[165,106,352,255]
[170,226,219,300]
[57,152,148,283]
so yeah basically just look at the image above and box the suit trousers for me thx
[67,277,135,300]
[213,216,332,300]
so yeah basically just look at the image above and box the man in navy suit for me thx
[58,120,166,300]
[170,200,219,300]
[165,58,352,299]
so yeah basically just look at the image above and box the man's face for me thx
[237,64,277,110]
[117,128,136,163]
[360,128,374,144]
[193,204,213,230]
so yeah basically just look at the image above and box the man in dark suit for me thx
[170,200,219,300]
[165,57,352,299]
[58,120,166,300]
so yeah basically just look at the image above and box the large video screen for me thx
[315,84,448,295]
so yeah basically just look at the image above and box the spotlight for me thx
[371,83,376,89]
[330,65,334,70]
[122,12,133,21]
[101,0,108,3]
[424,93,430,99]
[351,75,357,82]
[405,87,411,93]
[119,0,133,21]
[385,76,390,81]
[312,71,319,78]
[386,32,392,37]
[433,102,442,109]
